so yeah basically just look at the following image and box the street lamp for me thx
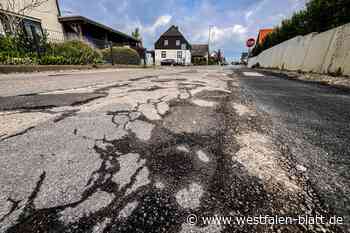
[208,25,214,65]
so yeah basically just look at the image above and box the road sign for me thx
[246,38,256,48]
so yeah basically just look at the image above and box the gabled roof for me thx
[161,25,184,37]
[155,25,191,49]
[58,16,140,43]
[192,44,209,57]
[257,29,273,44]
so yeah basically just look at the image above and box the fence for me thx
[248,23,350,76]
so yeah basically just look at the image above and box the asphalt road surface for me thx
[0,67,349,233]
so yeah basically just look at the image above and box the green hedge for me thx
[48,41,102,65]
[0,36,102,65]
[192,57,207,65]
[101,46,140,65]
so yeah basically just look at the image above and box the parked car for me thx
[161,59,176,66]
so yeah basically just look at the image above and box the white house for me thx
[154,25,191,65]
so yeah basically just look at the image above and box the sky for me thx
[59,0,307,61]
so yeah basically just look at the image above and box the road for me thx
[0,67,349,232]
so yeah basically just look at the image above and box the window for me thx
[177,51,182,59]
[164,40,168,46]
[0,20,5,36]
[176,40,180,46]
[181,44,187,50]
[161,51,166,58]
[23,19,43,39]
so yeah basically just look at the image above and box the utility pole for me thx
[208,25,213,65]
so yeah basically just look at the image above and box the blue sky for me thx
[59,0,306,61]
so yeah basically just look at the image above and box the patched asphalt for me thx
[0,67,349,233]
[238,70,350,231]
[0,93,107,111]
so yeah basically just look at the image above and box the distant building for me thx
[240,52,248,64]
[145,50,155,66]
[154,25,191,65]
[191,44,209,64]
[257,28,273,45]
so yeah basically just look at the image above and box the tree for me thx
[131,27,141,40]
[211,49,224,64]
[251,0,350,56]
[0,0,48,35]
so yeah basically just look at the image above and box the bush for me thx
[101,46,140,65]
[39,55,66,65]
[208,57,218,65]
[0,53,37,65]
[49,40,102,65]
[192,57,207,65]
[0,35,103,65]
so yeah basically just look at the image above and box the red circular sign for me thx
[246,38,256,48]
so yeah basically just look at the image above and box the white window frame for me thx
[0,20,5,36]
[161,51,166,58]
[164,40,168,46]
[177,51,182,59]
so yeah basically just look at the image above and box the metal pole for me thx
[207,25,212,65]
[109,42,114,66]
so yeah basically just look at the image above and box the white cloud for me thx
[153,15,172,29]
[210,25,248,45]
[245,10,253,21]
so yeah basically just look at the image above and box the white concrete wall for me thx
[248,23,350,76]
[0,0,64,41]
[322,23,350,74]
[155,49,191,65]
[271,41,288,68]
[302,28,336,73]
[282,33,316,71]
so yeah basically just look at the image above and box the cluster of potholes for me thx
[3,78,346,233]
[5,89,231,233]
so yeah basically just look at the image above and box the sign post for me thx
[246,38,256,65]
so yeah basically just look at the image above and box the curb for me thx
[255,68,350,94]
[0,64,153,74]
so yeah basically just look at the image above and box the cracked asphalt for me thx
[0,67,349,232]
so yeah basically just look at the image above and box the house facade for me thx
[154,25,191,65]
[0,0,64,41]
[191,44,209,65]
[256,28,273,45]
[0,0,142,53]
[58,16,142,50]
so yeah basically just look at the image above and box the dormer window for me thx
[164,40,168,46]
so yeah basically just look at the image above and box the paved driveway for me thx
[0,67,349,232]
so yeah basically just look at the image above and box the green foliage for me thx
[252,0,350,56]
[48,40,102,65]
[39,55,66,65]
[0,36,17,52]
[0,52,38,65]
[208,57,218,65]
[192,57,207,65]
[132,28,141,40]
[0,35,102,65]
[101,46,141,65]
